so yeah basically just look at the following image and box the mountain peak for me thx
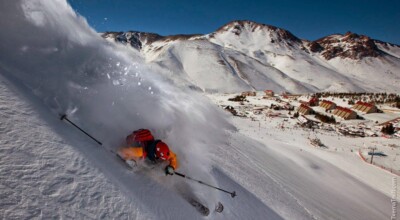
[313,32,380,60]
[213,20,301,44]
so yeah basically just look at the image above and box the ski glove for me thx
[165,165,175,175]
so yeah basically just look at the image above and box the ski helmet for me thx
[155,141,170,160]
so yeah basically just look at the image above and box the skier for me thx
[117,129,226,216]
[117,129,178,175]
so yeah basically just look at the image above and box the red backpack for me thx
[126,129,154,146]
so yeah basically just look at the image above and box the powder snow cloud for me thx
[0,0,233,203]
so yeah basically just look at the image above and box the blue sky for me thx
[68,0,400,44]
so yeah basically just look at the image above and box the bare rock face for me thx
[102,31,200,51]
[314,32,381,60]
[308,41,324,53]
[102,31,164,50]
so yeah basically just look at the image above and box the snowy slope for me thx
[142,39,312,93]
[0,1,398,219]
[1,72,395,219]
[105,21,400,94]
[0,74,149,219]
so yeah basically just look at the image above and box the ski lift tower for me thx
[368,147,377,164]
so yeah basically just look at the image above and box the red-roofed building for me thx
[333,106,357,120]
[319,100,337,110]
[242,91,256,96]
[352,101,377,113]
[309,97,319,106]
[264,90,274,97]
[298,104,313,115]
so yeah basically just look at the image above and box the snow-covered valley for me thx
[1,0,399,219]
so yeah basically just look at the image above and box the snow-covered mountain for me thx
[103,20,400,93]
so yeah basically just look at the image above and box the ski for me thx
[116,149,224,216]
[188,199,210,216]
[116,154,137,171]
[187,198,224,216]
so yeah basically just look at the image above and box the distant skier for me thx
[117,129,178,175]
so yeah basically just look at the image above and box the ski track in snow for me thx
[219,117,393,220]
[230,135,317,220]
[213,132,315,220]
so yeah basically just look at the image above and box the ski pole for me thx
[174,171,236,198]
[60,114,102,145]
